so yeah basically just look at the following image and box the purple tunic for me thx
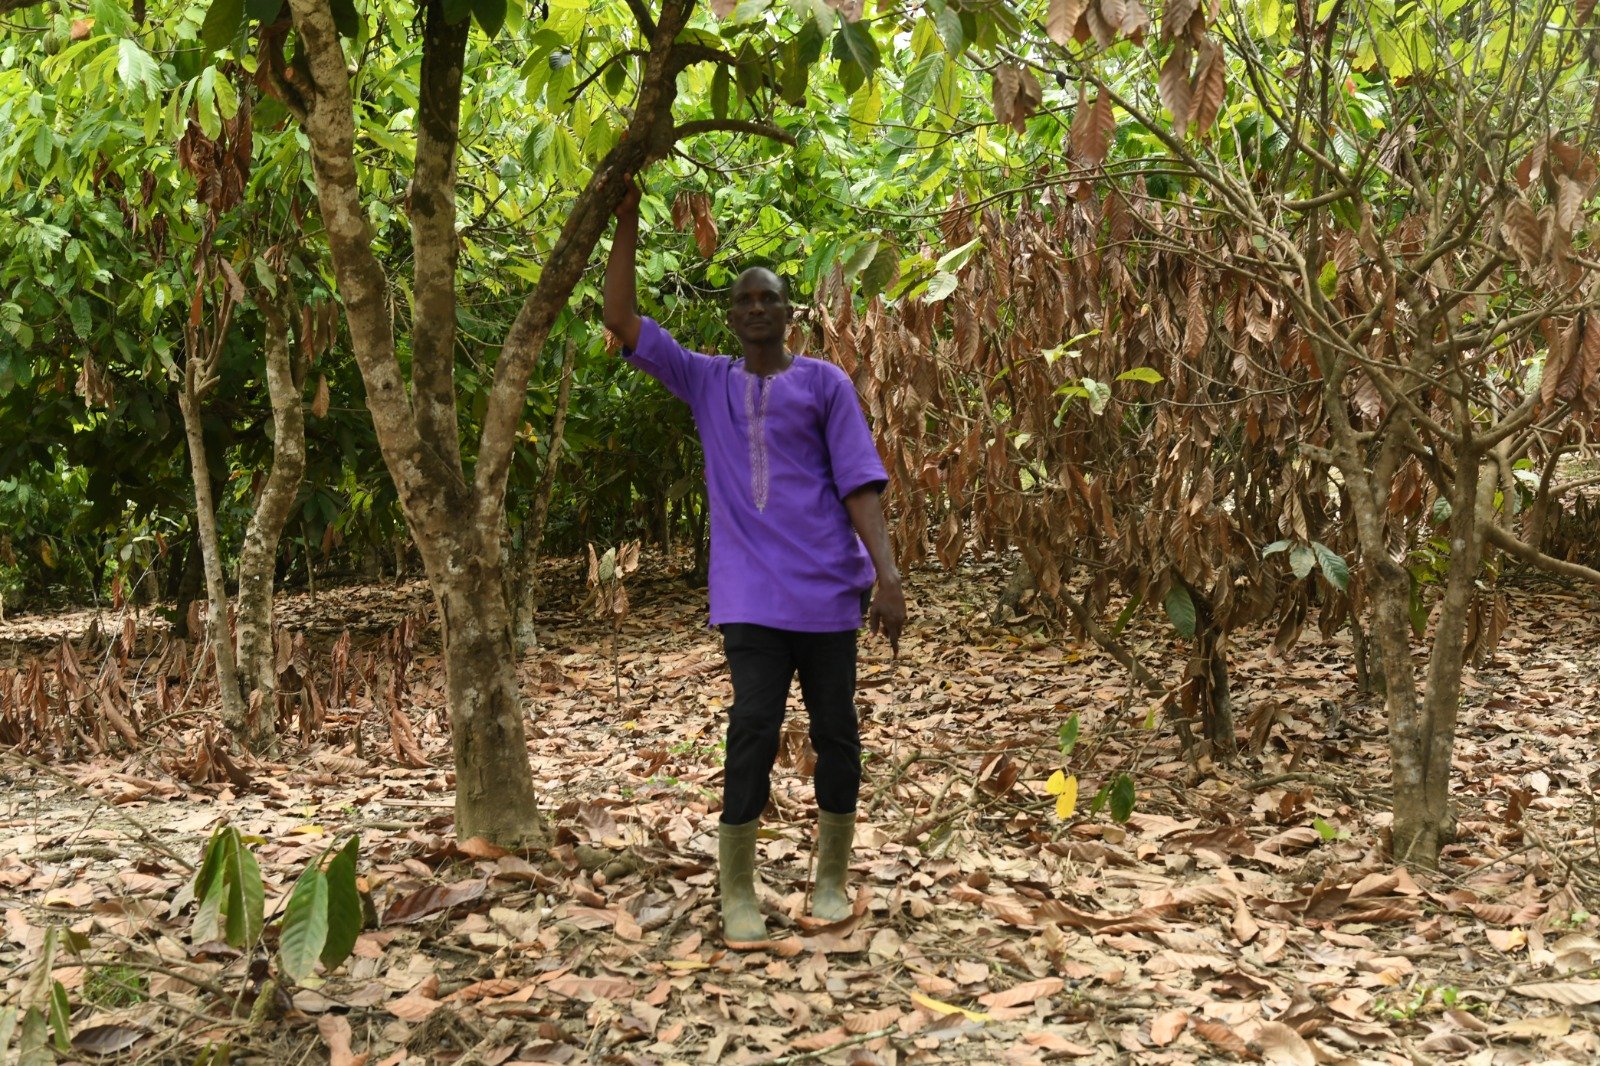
[625,317,888,632]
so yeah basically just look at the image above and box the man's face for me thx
[727,269,791,345]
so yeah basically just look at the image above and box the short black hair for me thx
[730,266,789,302]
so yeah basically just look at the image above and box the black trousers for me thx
[719,623,860,825]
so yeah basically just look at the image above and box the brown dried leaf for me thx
[1047,0,1088,44]
[844,1006,903,1033]
[1163,0,1199,40]
[1070,91,1115,167]
[1515,980,1600,1005]
[1159,43,1192,137]
[316,1015,367,1066]
[978,977,1064,1009]
[383,879,488,925]
[1189,38,1226,136]
[1255,1020,1315,1065]
[1149,1009,1188,1046]
[1193,1018,1249,1055]
[312,374,330,419]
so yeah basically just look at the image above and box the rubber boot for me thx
[811,810,856,922]
[718,820,769,948]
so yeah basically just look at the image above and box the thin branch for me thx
[672,119,797,146]
[1485,521,1600,587]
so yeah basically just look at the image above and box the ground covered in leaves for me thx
[4,556,1600,1065]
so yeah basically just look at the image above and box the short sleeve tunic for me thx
[624,317,888,631]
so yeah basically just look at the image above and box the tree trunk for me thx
[233,293,307,753]
[512,339,576,651]
[1188,589,1235,761]
[282,0,714,843]
[429,532,543,843]
[1395,456,1498,865]
[177,383,250,737]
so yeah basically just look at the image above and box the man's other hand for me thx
[869,578,906,657]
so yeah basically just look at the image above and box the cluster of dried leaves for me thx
[3,556,1600,1063]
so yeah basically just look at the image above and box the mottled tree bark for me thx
[234,292,308,753]
[177,379,249,738]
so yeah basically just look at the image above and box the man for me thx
[603,181,906,948]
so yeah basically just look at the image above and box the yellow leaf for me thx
[288,824,327,836]
[1046,770,1067,795]
[910,991,991,1023]
[661,959,710,971]
[1055,775,1079,819]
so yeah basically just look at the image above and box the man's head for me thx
[727,267,791,348]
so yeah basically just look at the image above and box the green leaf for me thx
[17,1007,50,1066]
[472,0,507,39]
[278,866,330,983]
[1088,782,1110,815]
[32,125,52,171]
[116,39,163,99]
[245,0,284,21]
[1058,713,1080,757]
[935,236,981,273]
[832,20,880,78]
[861,240,899,298]
[778,37,811,104]
[1115,366,1164,384]
[1312,816,1339,842]
[1317,259,1338,297]
[924,272,959,302]
[329,0,359,38]
[1164,584,1196,638]
[711,63,730,120]
[841,239,880,279]
[1289,543,1316,580]
[192,828,231,906]
[48,981,70,1053]
[789,0,835,35]
[200,0,245,53]
[1260,539,1291,557]
[0,1007,17,1059]
[900,53,944,120]
[223,837,264,949]
[320,837,363,971]
[1081,377,1112,415]
[1109,773,1136,822]
[1408,575,1428,637]
[1311,541,1350,591]
[929,3,965,53]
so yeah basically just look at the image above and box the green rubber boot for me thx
[718,820,769,948]
[811,810,856,922]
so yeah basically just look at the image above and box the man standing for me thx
[603,182,906,948]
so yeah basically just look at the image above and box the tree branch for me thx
[622,0,655,37]
[1485,521,1600,587]
[672,119,796,146]
[284,0,462,509]
[408,0,471,476]
[0,0,49,15]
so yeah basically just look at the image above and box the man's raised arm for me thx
[603,180,644,350]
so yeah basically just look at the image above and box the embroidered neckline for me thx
[742,371,773,513]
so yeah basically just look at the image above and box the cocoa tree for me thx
[1029,0,1600,865]
[243,0,852,841]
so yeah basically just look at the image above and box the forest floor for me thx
[3,556,1600,1065]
